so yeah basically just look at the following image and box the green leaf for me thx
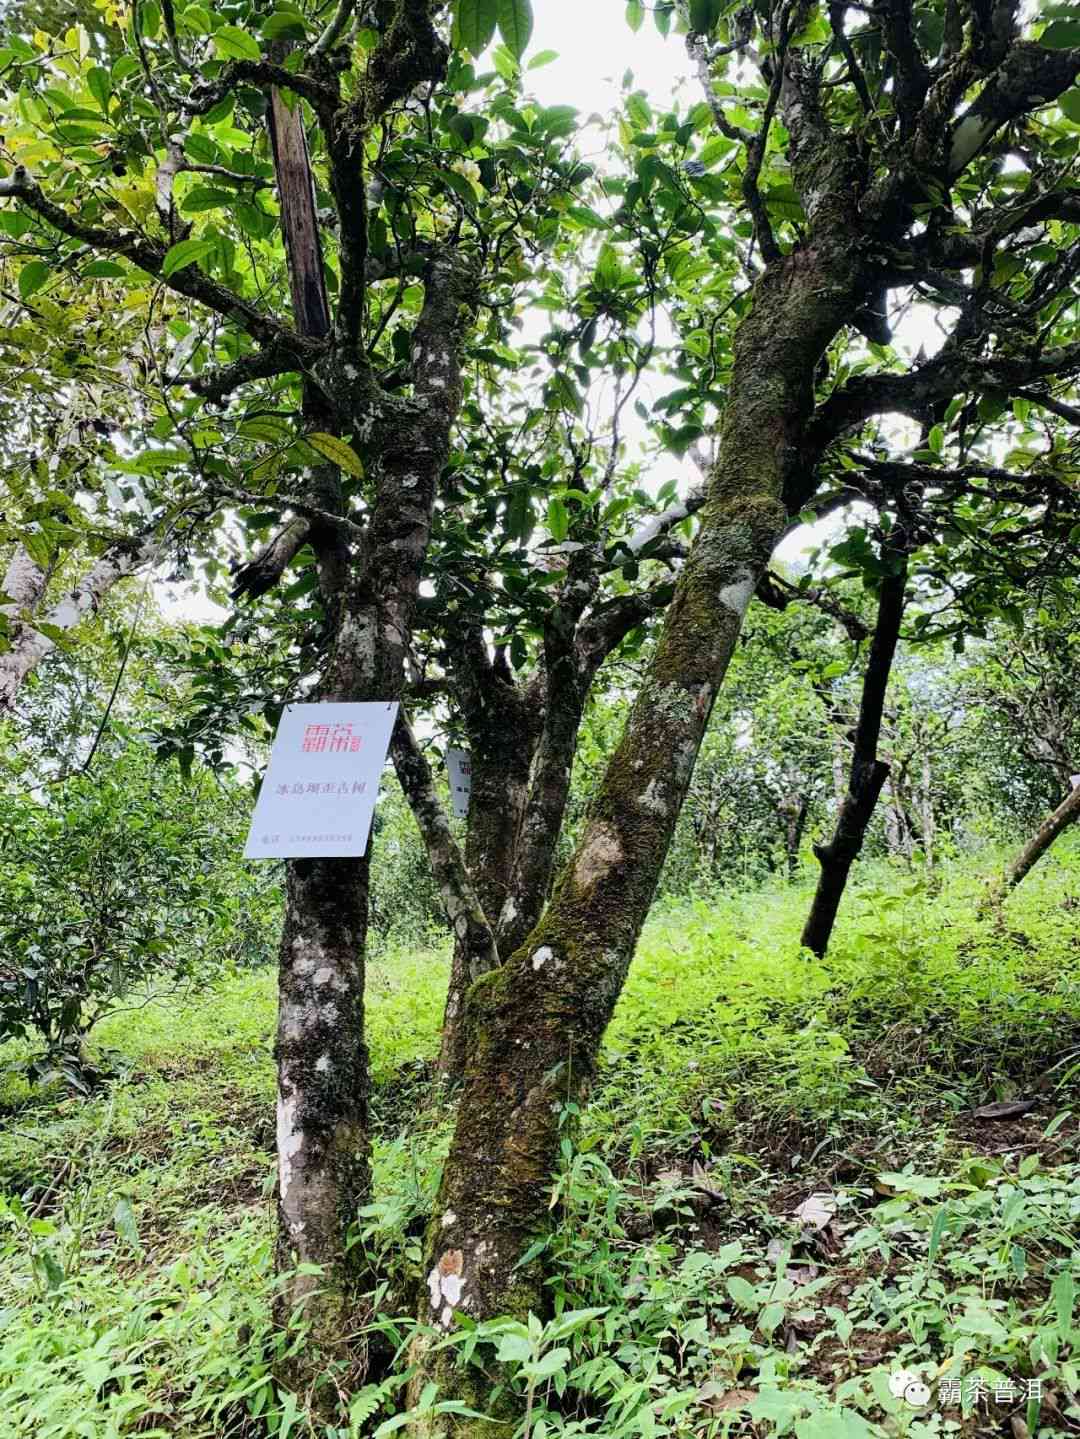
[654,1,674,36]
[83,259,126,278]
[282,571,319,601]
[161,238,216,277]
[113,1196,141,1249]
[545,1306,608,1342]
[455,0,498,55]
[726,1275,757,1309]
[213,24,261,60]
[1042,19,1080,47]
[261,10,307,39]
[180,185,235,214]
[625,0,644,31]
[239,416,292,443]
[18,260,51,300]
[546,495,569,542]
[39,1249,65,1290]
[497,0,533,59]
[86,65,111,111]
[1060,88,1080,124]
[307,431,364,477]
[521,1346,571,1380]
[689,0,722,33]
[1052,1269,1075,1341]
[758,1301,786,1335]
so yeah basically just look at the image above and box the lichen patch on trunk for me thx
[572,822,623,891]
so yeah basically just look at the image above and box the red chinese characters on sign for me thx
[302,723,364,754]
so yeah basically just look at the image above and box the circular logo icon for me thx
[889,1369,918,1399]
[903,1381,932,1408]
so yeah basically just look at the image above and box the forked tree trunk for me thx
[411,235,868,1431]
[993,778,1080,899]
[801,557,908,959]
[435,596,627,1080]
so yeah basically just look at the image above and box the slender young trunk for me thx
[391,718,498,985]
[495,673,591,958]
[883,777,904,856]
[413,239,867,1430]
[784,793,810,881]
[801,557,908,959]
[994,779,1080,898]
[920,753,935,872]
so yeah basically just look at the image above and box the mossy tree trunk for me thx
[429,578,670,1080]
[412,210,875,1423]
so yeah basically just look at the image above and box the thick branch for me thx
[186,61,339,118]
[0,166,313,355]
[231,515,311,601]
[0,533,160,714]
[948,43,1080,177]
[995,779,1080,898]
[805,341,1080,467]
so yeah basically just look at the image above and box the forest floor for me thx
[2,847,1079,1439]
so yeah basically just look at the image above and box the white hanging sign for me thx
[446,746,472,819]
[1072,774,1080,791]
[244,702,398,859]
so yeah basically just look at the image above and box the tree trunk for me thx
[436,578,633,1078]
[275,854,371,1353]
[391,717,498,987]
[437,673,533,1079]
[801,557,908,959]
[412,235,867,1429]
[920,752,935,872]
[784,793,810,881]
[995,778,1080,898]
[263,76,377,1381]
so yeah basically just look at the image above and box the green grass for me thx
[2,846,1080,1437]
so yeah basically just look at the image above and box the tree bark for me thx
[801,557,908,959]
[412,227,869,1429]
[995,778,1080,897]
[434,578,662,1079]
[271,245,477,1387]
[263,75,378,1378]
[391,717,498,985]
[0,536,159,715]
[436,636,535,1078]
[782,792,810,881]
